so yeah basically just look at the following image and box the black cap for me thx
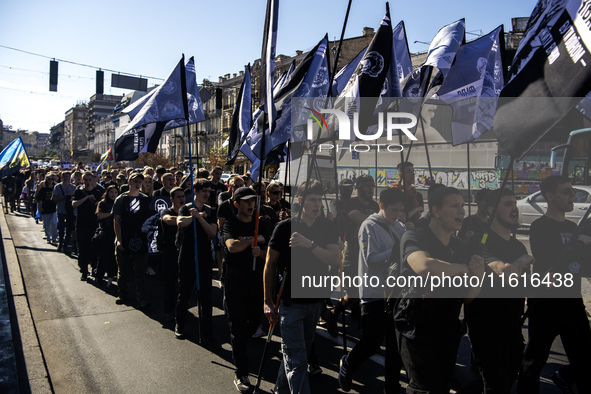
[156,166,166,174]
[233,187,257,201]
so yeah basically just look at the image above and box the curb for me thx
[0,209,52,393]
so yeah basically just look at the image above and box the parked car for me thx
[516,185,591,228]
[221,173,231,183]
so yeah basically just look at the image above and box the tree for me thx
[134,152,173,169]
[206,145,229,169]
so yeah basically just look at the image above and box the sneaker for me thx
[338,355,352,392]
[80,272,88,281]
[233,375,253,393]
[309,362,323,376]
[115,297,126,305]
[252,326,265,339]
[174,324,186,340]
[551,371,574,394]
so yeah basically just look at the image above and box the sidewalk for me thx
[0,208,52,393]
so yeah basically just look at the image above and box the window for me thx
[532,193,546,203]
[574,189,590,203]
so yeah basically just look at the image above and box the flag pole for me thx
[282,142,290,212]
[419,103,434,183]
[327,0,353,355]
[398,132,409,222]
[180,55,203,342]
[252,0,278,271]
[251,116,266,272]
[254,269,287,393]
[467,142,471,218]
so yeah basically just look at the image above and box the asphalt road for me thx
[5,210,585,394]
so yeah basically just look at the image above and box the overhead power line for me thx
[0,64,95,80]
[0,44,165,81]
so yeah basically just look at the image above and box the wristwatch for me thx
[310,240,317,250]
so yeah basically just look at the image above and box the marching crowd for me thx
[2,161,591,394]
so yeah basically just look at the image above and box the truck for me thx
[274,154,337,193]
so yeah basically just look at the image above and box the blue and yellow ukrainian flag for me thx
[0,137,31,177]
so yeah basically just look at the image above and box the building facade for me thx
[63,103,89,161]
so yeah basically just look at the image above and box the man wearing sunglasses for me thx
[519,175,591,393]
[266,182,290,219]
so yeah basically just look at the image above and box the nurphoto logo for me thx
[304,106,418,153]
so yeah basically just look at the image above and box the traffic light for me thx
[49,60,58,92]
[96,70,104,94]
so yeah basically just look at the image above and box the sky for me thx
[0,0,537,134]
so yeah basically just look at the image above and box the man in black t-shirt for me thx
[222,187,267,393]
[37,177,58,244]
[207,166,228,209]
[72,171,105,280]
[160,187,185,321]
[394,186,484,393]
[217,175,244,284]
[458,187,490,241]
[2,175,17,213]
[218,175,241,206]
[264,180,339,394]
[112,173,150,307]
[208,167,228,288]
[466,188,533,393]
[518,176,591,394]
[265,181,291,220]
[174,179,219,350]
[153,172,175,198]
[153,166,166,191]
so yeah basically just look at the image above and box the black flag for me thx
[494,0,591,159]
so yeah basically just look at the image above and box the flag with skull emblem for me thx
[115,56,205,161]
[331,3,393,145]
[438,25,505,145]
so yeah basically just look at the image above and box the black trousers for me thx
[518,298,591,394]
[96,233,117,280]
[223,267,263,377]
[468,318,523,393]
[77,224,97,275]
[398,331,460,394]
[175,252,213,337]
[344,300,402,393]
[162,248,179,314]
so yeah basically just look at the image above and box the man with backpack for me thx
[338,187,406,393]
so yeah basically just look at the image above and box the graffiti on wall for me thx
[337,168,499,189]
[415,169,499,189]
[337,168,375,185]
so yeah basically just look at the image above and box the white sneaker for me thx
[233,375,252,393]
